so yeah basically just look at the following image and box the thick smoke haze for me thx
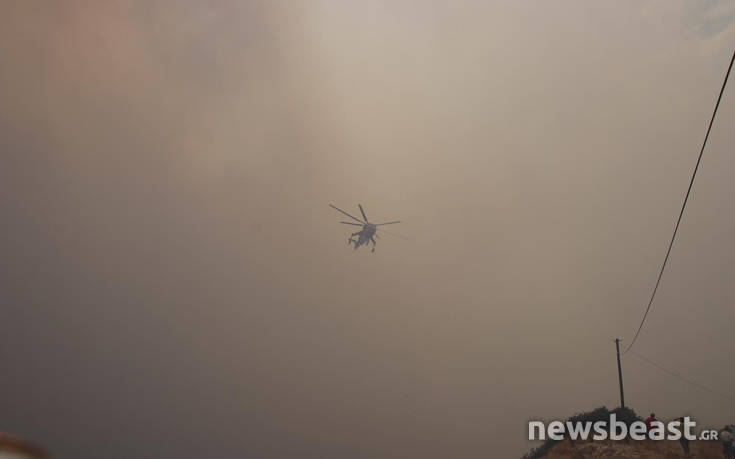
[1,1,734,457]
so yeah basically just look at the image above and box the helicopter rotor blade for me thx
[377,228,408,239]
[358,204,368,222]
[329,204,365,224]
[376,221,402,225]
[340,221,363,226]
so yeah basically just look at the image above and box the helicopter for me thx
[329,204,401,252]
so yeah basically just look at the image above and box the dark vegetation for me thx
[521,406,641,459]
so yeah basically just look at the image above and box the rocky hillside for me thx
[522,407,725,459]
[542,438,721,458]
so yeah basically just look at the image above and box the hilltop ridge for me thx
[522,407,724,459]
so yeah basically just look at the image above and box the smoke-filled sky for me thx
[1,1,734,457]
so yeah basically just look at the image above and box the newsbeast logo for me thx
[528,415,719,441]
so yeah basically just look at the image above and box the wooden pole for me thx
[615,338,625,408]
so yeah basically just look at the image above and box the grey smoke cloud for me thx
[1,1,734,457]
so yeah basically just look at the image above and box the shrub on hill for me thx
[522,406,641,459]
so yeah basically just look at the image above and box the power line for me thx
[624,49,735,354]
[627,350,735,403]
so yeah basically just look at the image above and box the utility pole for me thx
[615,338,625,409]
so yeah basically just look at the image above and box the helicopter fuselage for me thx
[351,223,377,249]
